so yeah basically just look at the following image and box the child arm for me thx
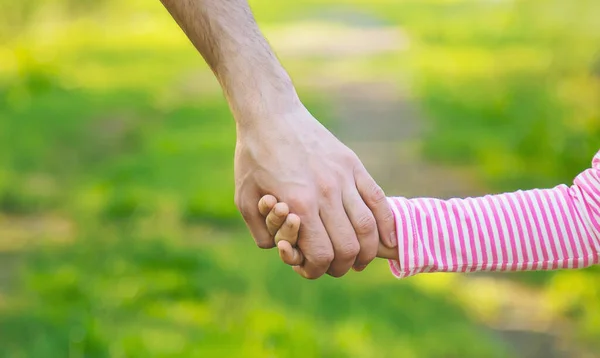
[389,151,600,278]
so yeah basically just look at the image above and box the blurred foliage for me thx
[0,0,599,357]
[411,0,600,191]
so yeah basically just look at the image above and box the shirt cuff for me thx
[386,197,420,279]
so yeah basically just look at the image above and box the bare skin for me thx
[258,195,399,263]
[159,0,397,278]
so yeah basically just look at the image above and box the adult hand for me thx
[234,103,396,279]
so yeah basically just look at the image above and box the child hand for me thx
[257,195,304,265]
[258,195,398,267]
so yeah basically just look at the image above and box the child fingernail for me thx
[390,231,397,247]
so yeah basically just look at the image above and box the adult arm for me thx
[159,0,397,278]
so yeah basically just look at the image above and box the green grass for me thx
[0,0,599,356]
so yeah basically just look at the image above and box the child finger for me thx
[278,240,304,266]
[266,202,289,236]
[274,213,301,246]
[377,242,399,260]
[258,195,278,217]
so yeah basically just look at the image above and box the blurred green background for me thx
[1,0,599,357]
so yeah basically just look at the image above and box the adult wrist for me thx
[228,73,303,130]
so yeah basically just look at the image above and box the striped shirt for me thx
[388,150,600,278]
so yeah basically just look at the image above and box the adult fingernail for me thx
[353,265,367,272]
[390,231,397,247]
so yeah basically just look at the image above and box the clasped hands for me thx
[234,104,398,279]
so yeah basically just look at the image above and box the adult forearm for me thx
[160,0,299,124]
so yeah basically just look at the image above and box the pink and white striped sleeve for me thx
[388,150,600,279]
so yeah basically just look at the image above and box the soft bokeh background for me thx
[1,0,599,357]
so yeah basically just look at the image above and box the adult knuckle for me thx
[369,183,386,205]
[318,180,337,199]
[338,241,360,260]
[342,150,359,166]
[313,250,334,266]
[355,213,377,235]
[286,194,312,214]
